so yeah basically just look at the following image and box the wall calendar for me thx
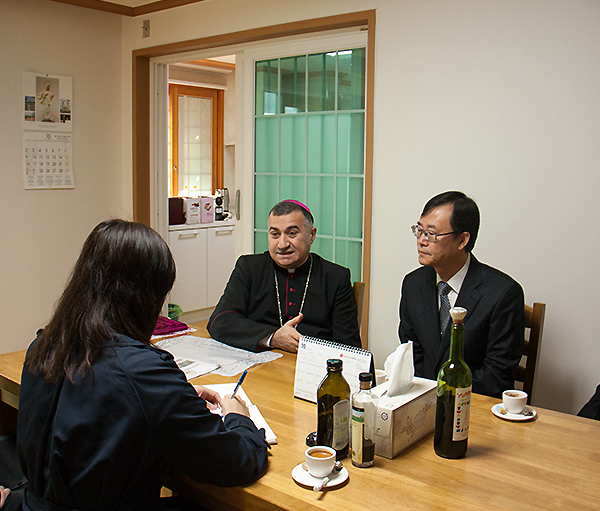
[23,132,73,190]
[23,72,74,190]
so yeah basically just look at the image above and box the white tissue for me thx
[384,341,414,397]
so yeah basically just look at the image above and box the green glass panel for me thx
[255,116,278,173]
[335,239,362,283]
[336,177,363,238]
[280,56,306,114]
[307,176,334,236]
[337,112,365,175]
[254,230,268,255]
[307,114,335,173]
[307,52,336,112]
[280,115,305,174]
[311,236,333,262]
[279,175,305,202]
[255,59,279,116]
[255,175,278,229]
[337,48,366,111]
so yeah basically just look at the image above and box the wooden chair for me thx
[353,282,365,329]
[515,302,546,404]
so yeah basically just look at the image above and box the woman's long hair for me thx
[25,219,176,383]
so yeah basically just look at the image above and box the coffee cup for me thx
[304,446,335,478]
[502,390,528,414]
[375,369,388,387]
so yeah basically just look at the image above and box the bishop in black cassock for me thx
[208,251,361,352]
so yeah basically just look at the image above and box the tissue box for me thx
[200,197,214,223]
[372,377,437,459]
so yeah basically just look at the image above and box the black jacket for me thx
[17,334,268,511]
[399,255,525,398]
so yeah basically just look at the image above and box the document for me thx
[172,357,219,380]
[204,383,277,445]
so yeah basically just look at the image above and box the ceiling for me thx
[49,0,207,17]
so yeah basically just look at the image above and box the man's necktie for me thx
[438,281,452,334]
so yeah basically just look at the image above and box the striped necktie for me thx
[438,281,452,334]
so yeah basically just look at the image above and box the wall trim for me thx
[49,0,206,17]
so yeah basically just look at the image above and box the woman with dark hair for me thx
[13,220,268,511]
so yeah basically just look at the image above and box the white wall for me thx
[121,0,600,414]
[0,0,125,353]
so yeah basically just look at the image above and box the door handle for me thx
[178,231,199,239]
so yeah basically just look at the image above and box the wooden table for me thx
[2,341,600,510]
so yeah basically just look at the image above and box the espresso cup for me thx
[503,390,528,414]
[305,446,336,478]
[375,369,388,386]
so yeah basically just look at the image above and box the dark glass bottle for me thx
[434,307,472,459]
[351,372,377,468]
[317,359,351,460]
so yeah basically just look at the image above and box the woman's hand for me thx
[221,395,251,418]
[193,385,222,410]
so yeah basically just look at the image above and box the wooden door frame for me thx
[132,10,375,346]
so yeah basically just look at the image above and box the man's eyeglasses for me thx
[411,225,457,243]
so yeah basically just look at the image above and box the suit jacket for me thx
[208,252,361,352]
[399,255,524,398]
[577,384,600,420]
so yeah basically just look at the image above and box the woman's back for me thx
[18,334,268,511]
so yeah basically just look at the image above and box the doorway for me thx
[132,10,375,338]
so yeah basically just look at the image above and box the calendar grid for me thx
[23,132,74,190]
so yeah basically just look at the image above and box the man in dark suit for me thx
[399,191,524,398]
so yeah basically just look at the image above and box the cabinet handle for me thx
[178,232,198,239]
[235,189,241,221]
[214,227,234,235]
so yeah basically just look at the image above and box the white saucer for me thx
[492,403,537,421]
[291,463,349,490]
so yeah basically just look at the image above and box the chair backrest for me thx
[353,282,365,329]
[515,302,546,404]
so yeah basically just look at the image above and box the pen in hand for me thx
[230,370,248,399]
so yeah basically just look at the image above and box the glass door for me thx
[253,47,366,282]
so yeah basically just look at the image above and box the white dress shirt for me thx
[436,253,471,309]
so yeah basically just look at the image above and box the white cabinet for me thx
[207,225,235,306]
[168,221,235,314]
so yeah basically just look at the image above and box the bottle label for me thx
[453,386,471,441]
[332,399,350,450]
[352,405,365,462]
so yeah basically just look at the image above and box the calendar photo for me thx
[23,72,73,132]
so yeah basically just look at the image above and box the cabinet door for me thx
[207,225,235,307]
[169,228,208,312]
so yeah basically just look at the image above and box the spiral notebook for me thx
[293,336,373,403]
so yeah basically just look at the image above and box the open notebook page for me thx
[204,383,277,445]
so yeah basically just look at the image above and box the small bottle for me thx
[434,307,472,459]
[317,359,351,460]
[352,372,378,468]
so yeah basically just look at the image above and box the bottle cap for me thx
[327,359,343,370]
[450,307,467,322]
[359,372,373,382]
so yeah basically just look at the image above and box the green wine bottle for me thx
[434,307,472,459]
[317,359,351,460]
